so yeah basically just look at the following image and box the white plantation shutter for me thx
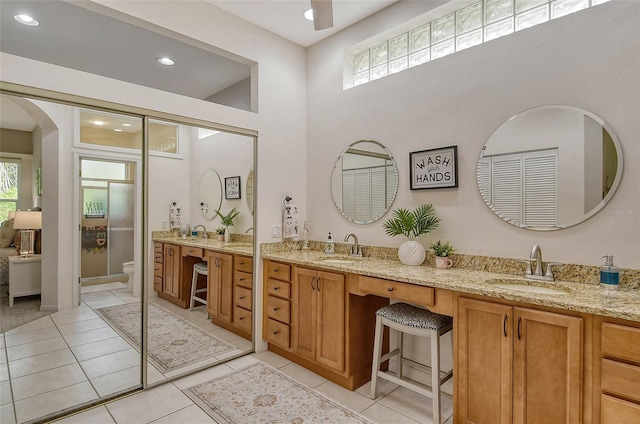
[370,167,387,219]
[492,155,522,226]
[354,169,370,222]
[523,151,557,227]
[477,157,491,205]
[342,170,355,218]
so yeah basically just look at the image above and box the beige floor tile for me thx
[83,299,126,310]
[13,381,98,423]
[4,316,54,335]
[0,362,8,382]
[171,363,234,390]
[109,289,139,304]
[361,402,421,424]
[63,326,118,347]
[0,380,12,406]
[106,381,192,424]
[91,365,142,397]
[6,336,67,362]
[11,363,87,401]
[0,403,16,424]
[0,348,6,364]
[51,309,99,326]
[0,335,4,349]
[356,378,399,400]
[4,327,60,348]
[69,336,131,362]
[279,362,328,388]
[146,363,167,385]
[208,327,242,342]
[149,404,217,424]
[53,405,116,424]
[377,385,453,424]
[251,351,292,369]
[9,348,76,378]
[315,380,375,413]
[57,318,109,336]
[79,348,140,379]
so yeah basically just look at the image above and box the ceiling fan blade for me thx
[310,0,333,31]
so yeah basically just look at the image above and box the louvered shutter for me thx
[523,150,557,227]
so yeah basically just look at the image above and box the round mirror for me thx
[477,105,623,230]
[246,168,254,215]
[331,140,399,224]
[199,169,222,219]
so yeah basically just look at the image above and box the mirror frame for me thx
[199,169,223,219]
[331,139,399,224]
[478,105,624,231]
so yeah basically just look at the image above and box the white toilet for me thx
[122,261,139,297]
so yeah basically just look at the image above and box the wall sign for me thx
[225,176,241,199]
[410,146,458,190]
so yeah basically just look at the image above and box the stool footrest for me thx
[193,288,207,294]
[376,370,434,398]
[379,348,400,364]
[399,357,453,385]
[191,296,206,304]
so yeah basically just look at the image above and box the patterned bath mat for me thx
[185,363,374,423]
[95,302,234,373]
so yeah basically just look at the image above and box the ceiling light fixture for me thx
[114,129,123,132]
[14,14,39,26]
[93,120,104,126]
[157,57,175,66]
[303,8,314,21]
[122,123,132,127]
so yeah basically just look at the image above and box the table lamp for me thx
[7,210,16,220]
[13,211,42,256]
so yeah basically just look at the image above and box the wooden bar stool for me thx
[370,302,453,424]
[189,261,208,311]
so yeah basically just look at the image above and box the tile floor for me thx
[1,283,453,424]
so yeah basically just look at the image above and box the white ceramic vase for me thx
[398,240,425,266]
[224,226,231,242]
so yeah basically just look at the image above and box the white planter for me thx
[224,226,231,242]
[398,240,425,266]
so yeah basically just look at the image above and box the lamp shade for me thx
[7,210,16,220]
[13,211,42,229]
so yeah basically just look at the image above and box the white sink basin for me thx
[487,279,572,295]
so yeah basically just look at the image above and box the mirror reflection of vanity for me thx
[331,140,399,224]
[477,105,623,230]
[199,169,223,219]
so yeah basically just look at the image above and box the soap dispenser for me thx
[600,255,619,289]
[325,232,335,254]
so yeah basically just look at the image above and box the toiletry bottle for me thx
[600,255,619,289]
[191,226,198,237]
[325,232,335,254]
[302,221,310,250]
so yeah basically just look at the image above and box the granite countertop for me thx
[153,236,254,256]
[261,249,640,322]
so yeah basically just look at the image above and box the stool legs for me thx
[431,328,442,424]
[370,314,384,399]
[189,266,207,311]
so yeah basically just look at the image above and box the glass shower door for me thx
[108,181,134,276]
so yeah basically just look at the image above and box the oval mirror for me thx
[246,168,254,215]
[199,169,222,219]
[477,105,623,230]
[331,140,399,224]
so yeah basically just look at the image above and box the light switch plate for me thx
[271,224,282,238]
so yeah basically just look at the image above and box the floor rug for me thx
[0,294,53,333]
[95,302,234,373]
[185,363,374,424]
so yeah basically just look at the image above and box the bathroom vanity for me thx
[261,249,640,424]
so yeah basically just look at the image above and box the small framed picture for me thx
[225,176,241,199]
[410,146,458,190]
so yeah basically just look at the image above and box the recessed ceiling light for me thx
[122,123,132,127]
[93,121,104,126]
[14,14,39,26]
[303,9,314,21]
[157,57,175,66]
[114,129,123,132]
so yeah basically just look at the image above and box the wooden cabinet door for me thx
[163,244,180,298]
[316,270,345,372]
[293,267,317,361]
[457,297,513,424]
[217,253,234,324]
[513,307,582,424]
[207,254,219,318]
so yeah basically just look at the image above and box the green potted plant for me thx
[382,204,441,265]
[430,240,456,269]
[215,226,226,241]
[216,208,240,242]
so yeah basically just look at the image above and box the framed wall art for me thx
[410,146,458,190]
[225,176,241,199]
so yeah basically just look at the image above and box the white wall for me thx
[307,1,639,268]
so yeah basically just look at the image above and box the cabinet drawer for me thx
[154,276,162,291]
[266,261,291,282]
[235,286,252,310]
[266,296,290,324]
[154,262,163,277]
[601,394,640,423]
[235,255,253,273]
[154,243,163,253]
[154,252,163,263]
[234,271,253,289]
[602,359,640,403]
[182,246,203,258]
[359,276,434,307]
[266,318,290,349]
[266,279,291,299]
[603,323,640,364]
[234,306,252,333]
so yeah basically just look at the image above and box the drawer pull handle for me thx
[317,277,321,291]
[311,277,316,290]
[239,278,245,281]
[503,315,508,337]
[517,317,522,340]
[239,296,245,300]
[239,317,244,320]
[273,286,279,291]
[273,331,279,335]
[387,287,394,292]
[274,268,279,272]
[273,307,279,311]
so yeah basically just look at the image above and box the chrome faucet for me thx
[344,233,362,257]
[194,224,207,239]
[245,227,254,234]
[525,244,560,282]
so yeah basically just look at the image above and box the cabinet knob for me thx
[240,262,245,265]
[274,268,279,272]
[273,307,279,311]
[273,286,279,291]
[273,331,279,335]
[239,278,245,281]
[239,296,245,300]
[387,287,394,292]
[239,317,244,320]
